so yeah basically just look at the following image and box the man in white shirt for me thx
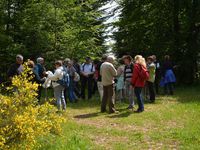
[100,56,118,113]
[80,57,95,100]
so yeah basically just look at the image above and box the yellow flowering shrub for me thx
[0,63,65,150]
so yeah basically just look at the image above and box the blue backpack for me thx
[57,67,70,87]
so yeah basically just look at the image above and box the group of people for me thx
[6,53,176,113]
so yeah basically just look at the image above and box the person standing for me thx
[100,56,118,113]
[73,58,81,98]
[96,55,107,101]
[34,57,46,101]
[123,55,135,109]
[161,55,176,95]
[66,60,77,103]
[131,55,148,113]
[152,55,160,94]
[147,56,156,103]
[116,58,125,102]
[48,60,66,110]
[7,54,24,81]
[80,57,95,100]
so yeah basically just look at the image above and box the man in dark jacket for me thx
[7,54,24,81]
[33,57,46,101]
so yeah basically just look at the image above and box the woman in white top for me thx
[48,60,66,110]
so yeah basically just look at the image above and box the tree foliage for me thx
[0,0,107,77]
[114,0,200,84]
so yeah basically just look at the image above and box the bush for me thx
[0,63,65,149]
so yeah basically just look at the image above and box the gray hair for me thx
[107,56,115,63]
[16,54,23,60]
[37,57,44,64]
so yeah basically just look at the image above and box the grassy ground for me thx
[37,86,200,150]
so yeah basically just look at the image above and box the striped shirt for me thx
[124,63,134,82]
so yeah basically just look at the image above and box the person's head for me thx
[67,60,73,67]
[93,58,100,65]
[101,55,107,62]
[85,57,91,64]
[63,58,70,66]
[107,56,115,64]
[37,57,44,65]
[16,54,23,65]
[135,55,146,68]
[73,58,79,64]
[27,60,35,68]
[164,55,170,61]
[123,55,133,65]
[152,55,157,62]
[54,60,63,69]
[118,58,124,65]
[147,56,154,64]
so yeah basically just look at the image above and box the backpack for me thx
[139,65,149,81]
[57,67,70,87]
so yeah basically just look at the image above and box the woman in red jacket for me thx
[131,55,147,113]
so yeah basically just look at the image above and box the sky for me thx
[100,1,121,55]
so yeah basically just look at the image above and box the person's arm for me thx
[72,67,76,77]
[33,66,45,83]
[110,64,117,77]
[100,65,103,76]
[80,64,87,76]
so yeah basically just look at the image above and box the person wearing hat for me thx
[7,54,24,81]
[147,56,156,103]
[80,57,95,100]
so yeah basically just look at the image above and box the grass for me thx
[37,86,200,150]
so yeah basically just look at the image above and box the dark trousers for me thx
[92,79,98,95]
[81,76,93,99]
[74,81,81,98]
[164,82,174,95]
[101,84,115,113]
[64,87,68,104]
[147,81,155,102]
[37,85,43,102]
[134,87,144,111]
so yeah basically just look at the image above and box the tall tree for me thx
[113,0,200,84]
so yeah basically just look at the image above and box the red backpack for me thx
[139,65,149,81]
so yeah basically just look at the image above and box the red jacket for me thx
[131,63,146,88]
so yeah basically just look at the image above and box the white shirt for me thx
[81,63,95,75]
[48,66,63,87]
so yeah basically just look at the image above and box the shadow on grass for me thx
[74,112,100,119]
[107,111,133,118]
